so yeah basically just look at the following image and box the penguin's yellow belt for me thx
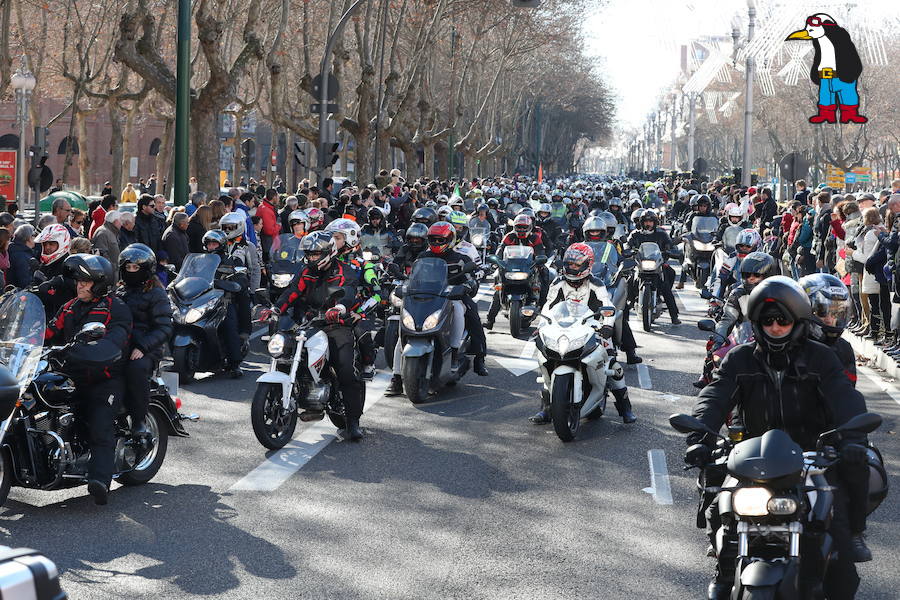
[819,68,835,79]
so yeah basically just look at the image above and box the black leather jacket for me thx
[117,283,173,360]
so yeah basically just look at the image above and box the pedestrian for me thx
[147,173,157,196]
[121,182,138,204]
[89,195,118,239]
[0,212,14,236]
[189,176,198,194]
[233,191,258,246]
[794,179,810,205]
[101,181,112,196]
[134,195,165,254]
[92,211,123,280]
[7,224,36,287]
[209,199,228,229]
[118,212,137,248]
[187,204,211,253]
[51,197,79,239]
[153,194,168,221]
[852,207,883,337]
[0,229,10,284]
[185,190,207,217]
[162,211,190,269]
[137,178,147,194]
[257,189,280,261]
[49,179,63,194]
[279,195,298,232]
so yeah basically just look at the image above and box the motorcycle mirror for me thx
[535,255,548,266]
[76,322,106,342]
[697,319,716,332]
[835,412,882,435]
[487,255,500,266]
[700,289,713,300]
[597,306,616,319]
[669,413,719,436]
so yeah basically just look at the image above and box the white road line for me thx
[642,449,674,505]
[859,365,900,408]
[230,371,393,492]
[636,364,652,389]
[494,340,538,376]
[473,282,494,304]
[673,286,708,315]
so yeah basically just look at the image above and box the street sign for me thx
[0,150,16,200]
[844,172,857,184]
[310,74,339,101]
[310,103,339,114]
[270,148,277,166]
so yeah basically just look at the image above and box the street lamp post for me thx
[740,0,756,187]
[174,0,191,205]
[10,67,36,218]
[687,92,697,171]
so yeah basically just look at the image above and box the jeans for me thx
[124,355,153,425]
[867,285,891,334]
[818,78,860,106]
[74,378,123,487]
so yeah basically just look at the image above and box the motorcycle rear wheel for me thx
[119,407,169,485]
[510,298,523,338]
[251,383,298,450]
[550,373,579,442]
[402,355,430,405]
[696,267,709,289]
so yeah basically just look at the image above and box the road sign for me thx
[844,173,856,183]
[310,103,339,114]
[779,152,810,182]
[310,74,339,101]
[270,148,277,166]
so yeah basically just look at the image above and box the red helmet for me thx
[513,214,533,239]
[427,221,456,255]
[562,243,594,282]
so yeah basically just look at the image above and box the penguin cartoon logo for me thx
[785,13,867,124]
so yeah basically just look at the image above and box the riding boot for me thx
[473,354,489,376]
[529,391,551,424]
[611,387,636,423]
[385,374,404,396]
[346,417,363,441]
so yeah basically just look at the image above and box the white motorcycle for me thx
[535,300,624,442]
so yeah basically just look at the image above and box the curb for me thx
[844,330,900,379]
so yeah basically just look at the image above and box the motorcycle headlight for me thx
[766,496,798,516]
[557,334,571,355]
[733,487,773,516]
[184,297,218,324]
[640,260,657,271]
[423,309,443,330]
[402,309,416,330]
[267,333,287,357]
[505,271,529,281]
[362,251,373,262]
[693,240,715,252]
[472,234,484,246]
[391,291,403,308]
[272,273,293,287]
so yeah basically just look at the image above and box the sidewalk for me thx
[845,330,900,379]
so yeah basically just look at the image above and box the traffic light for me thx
[321,142,339,167]
[241,139,256,173]
[294,141,306,167]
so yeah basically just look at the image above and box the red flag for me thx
[538,163,544,184]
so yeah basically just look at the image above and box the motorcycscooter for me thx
[684,216,718,289]
[487,245,548,338]
[267,234,305,303]
[636,241,666,332]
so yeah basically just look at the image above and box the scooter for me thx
[683,216,718,289]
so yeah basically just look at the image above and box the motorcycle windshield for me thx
[174,253,220,299]
[722,226,742,252]
[0,291,46,394]
[360,232,393,259]
[503,245,534,261]
[469,222,491,248]
[692,217,718,240]
[639,242,662,262]
[733,321,754,346]
[272,234,305,264]
[544,299,592,326]
[407,258,448,296]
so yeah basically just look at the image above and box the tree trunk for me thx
[191,107,221,201]
[435,141,447,179]
[156,118,174,192]
[75,110,92,194]
[232,112,243,183]
[403,145,418,181]
[120,106,138,192]
[109,104,124,197]
[354,128,373,188]
[422,142,434,179]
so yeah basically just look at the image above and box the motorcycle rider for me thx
[360,206,393,238]
[267,231,366,440]
[534,243,635,424]
[219,212,259,347]
[471,203,498,232]
[627,209,681,325]
[392,223,429,276]
[707,228,761,299]
[536,203,562,255]
[116,243,173,436]
[45,254,131,505]
[449,211,482,267]
[32,224,75,318]
[287,210,309,239]
[688,276,867,599]
[485,214,550,329]
[202,229,247,378]
[799,272,873,562]
[410,206,438,228]
[677,194,714,289]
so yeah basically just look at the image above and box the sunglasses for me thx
[805,16,834,27]
[744,272,764,279]
[761,316,793,327]
[73,221,84,226]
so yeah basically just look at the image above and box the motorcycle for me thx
[487,245,548,338]
[695,318,754,389]
[684,216,718,289]
[707,225,743,298]
[267,234,305,304]
[396,258,474,404]
[671,412,888,599]
[251,295,351,450]
[636,242,666,332]
[469,221,495,269]
[535,300,621,442]
[168,253,247,382]
[0,291,192,507]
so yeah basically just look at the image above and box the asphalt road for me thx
[2,267,899,599]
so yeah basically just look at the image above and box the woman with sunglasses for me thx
[686,276,867,599]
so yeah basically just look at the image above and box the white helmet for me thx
[726,204,744,220]
[449,196,464,210]
[219,211,246,241]
[324,217,360,248]
[35,223,71,265]
[288,209,310,229]
[437,205,454,221]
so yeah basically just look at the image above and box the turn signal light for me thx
[175,397,182,410]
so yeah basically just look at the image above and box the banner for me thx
[0,150,15,201]
[538,163,544,184]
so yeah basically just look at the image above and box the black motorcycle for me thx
[267,234,305,303]
[396,258,473,404]
[487,245,547,338]
[684,215,718,289]
[0,291,192,507]
[636,241,666,331]
[671,412,888,599]
[169,253,247,382]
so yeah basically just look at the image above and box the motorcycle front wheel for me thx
[696,266,709,289]
[550,373,580,442]
[510,298,523,338]
[641,286,654,332]
[384,320,399,370]
[119,406,169,485]
[251,383,298,450]
[741,587,776,599]
[172,346,198,384]
[402,355,430,404]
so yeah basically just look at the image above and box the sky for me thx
[582,0,900,133]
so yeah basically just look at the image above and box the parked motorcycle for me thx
[487,245,548,338]
[169,253,247,382]
[396,258,474,404]
[671,412,888,599]
[535,300,621,442]
[684,216,718,289]
[0,291,191,507]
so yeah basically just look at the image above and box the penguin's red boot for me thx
[809,104,837,124]
[839,105,868,124]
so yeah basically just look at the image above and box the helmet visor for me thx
[811,295,851,329]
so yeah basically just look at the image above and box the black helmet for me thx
[411,207,437,226]
[476,203,489,214]
[65,253,115,298]
[739,251,776,291]
[799,273,851,345]
[747,276,811,355]
[487,198,499,209]
[202,229,228,256]
[405,222,428,252]
[118,243,157,287]
[299,231,337,272]
[367,206,385,223]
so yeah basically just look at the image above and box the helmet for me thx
[299,231,337,272]
[35,223,71,265]
[476,203,489,214]
[436,194,449,205]
[608,197,622,210]
[727,204,744,223]
[598,211,618,234]
[562,243,594,283]
[695,195,711,210]
[449,196,464,210]
[449,211,469,240]
[747,276,812,354]
[324,218,361,248]
[641,209,659,230]
[735,229,761,256]
[513,214,533,239]
[437,205,454,221]
[424,200,438,209]
[219,212,247,241]
[118,243,156,287]
[202,229,228,255]
[517,207,535,219]
[487,198,499,210]
[405,222,429,252]
[799,273,851,344]
[306,207,325,229]
[367,206,385,223]
[289,210,310,231]
[427,221,455,255]
[65,253,115,298]
[631,208,646,225]
[411,207,437,226]
[582,216,607,242]
[537,203,553,219]
[739,252,776,291]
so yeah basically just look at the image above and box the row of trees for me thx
[2,0,613,195]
